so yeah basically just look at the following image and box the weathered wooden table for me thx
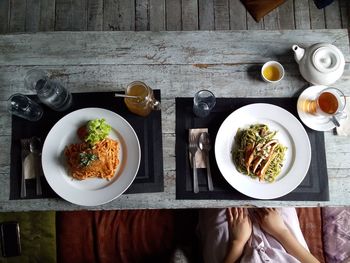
[0,29,349,211]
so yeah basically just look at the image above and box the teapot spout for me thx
[292,45,305,64]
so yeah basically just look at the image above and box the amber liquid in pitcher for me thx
[124,82,152,117]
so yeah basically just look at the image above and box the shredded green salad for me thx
[85,118,111,145]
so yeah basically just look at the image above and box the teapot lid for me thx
[312,46,342,73]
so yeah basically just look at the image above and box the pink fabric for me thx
[197,208,309,263]
[322,207,350,263]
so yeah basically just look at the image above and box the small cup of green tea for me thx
[261,61,285,83]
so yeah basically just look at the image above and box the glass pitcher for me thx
[124,81,160,117]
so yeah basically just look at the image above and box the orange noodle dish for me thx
[64,118,120,180]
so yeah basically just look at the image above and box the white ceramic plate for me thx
[215,103,311,199]
[42,108,141,206]
[297,85,336,131]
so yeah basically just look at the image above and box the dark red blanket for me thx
[57,210,177,263]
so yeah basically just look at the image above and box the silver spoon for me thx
[29,137,42,196]
[198,132,214,191]
[330,115,341,127]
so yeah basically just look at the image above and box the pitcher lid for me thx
[312,46,342,73]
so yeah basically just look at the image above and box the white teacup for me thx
[261,61,285,83]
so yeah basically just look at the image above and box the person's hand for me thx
[226,207,252,246]
[254,208,289,239]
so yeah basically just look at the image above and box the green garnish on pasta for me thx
[232,124,287,182]
[85,118,111,145]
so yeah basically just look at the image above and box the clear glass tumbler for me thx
[193,90,216,118]
[7,93,43,121]
[24,68,72,111]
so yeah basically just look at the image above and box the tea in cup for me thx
[304,87,346,120]
[261,61,285,83]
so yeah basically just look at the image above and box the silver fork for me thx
[189,135,199,193]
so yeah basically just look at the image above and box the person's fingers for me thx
[242,208,248,218]
[237,207,243,221]
[233,207,239,220]
[226,208,233,223]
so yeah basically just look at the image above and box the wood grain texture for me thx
[39,0,56,31]
[150,0,165,31]
[339,0,348,28]
[9,0,26,32]
[247,12,263,30]
[87,0,103,30]
[25,0,40,32]
[199,0,214,30]
[214,0,229,30]
[71,0,88,30]
[263,8,279,30]
[0,0,347,33]
[0,30,349,210]
[104,0,135,31]
[278,0,295,29]
[182,0,198,30]
[294,0,311,29]
[135,0,149,31]
[309,0,326,29]
[166,0,181,30]
[55,0,72,31]
[0,0,9,33]
[229,0,246,30]
[325,0,342,29]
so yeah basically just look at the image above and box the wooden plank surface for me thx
[199,0,214,30]
[0,30,349,210]
[9,0,26,32]
[294,0,311,29]
[229,0,246,30]
[214,0,230,30]
[150,0,165,31]
[135,0,149,31]
[309,0,326,29]
[1,30,348,66]
[0,0,9,34]
[325,0,342,29]
[25,0,40,32]
[166,0,181,30]
[182,0,198,30]
[87,0,103,31]
[278,0,295,29]
[0,0,348,34]
[39,0,56,31]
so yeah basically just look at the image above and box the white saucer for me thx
[297,85,336,131]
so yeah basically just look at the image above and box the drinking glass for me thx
[7,93,43,121]
[305,87,346,117]
[24,68,72,111]
[193,90,216,118]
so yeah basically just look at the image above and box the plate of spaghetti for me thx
[42,108,141,206]
[215,103,311,199]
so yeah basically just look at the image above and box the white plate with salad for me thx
[42,108,141,206]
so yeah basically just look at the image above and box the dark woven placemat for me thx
[175,97,329,201]
[10,91,163,200]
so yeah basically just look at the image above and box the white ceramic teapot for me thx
[292,43,345,85]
